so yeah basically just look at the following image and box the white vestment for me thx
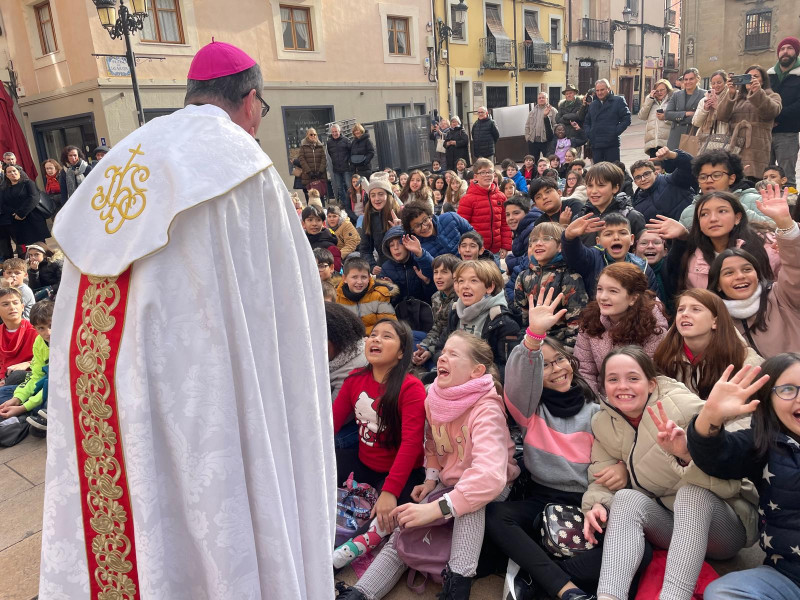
[39,104,336,599]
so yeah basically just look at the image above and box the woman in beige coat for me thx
[692,70,729,137]
[716,65,782,178]
[583,347,758,600]
[638,79,674,157]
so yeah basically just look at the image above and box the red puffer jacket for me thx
[457,181,512,253]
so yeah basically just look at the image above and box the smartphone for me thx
[656,109,664,114]
[730,73,752,86]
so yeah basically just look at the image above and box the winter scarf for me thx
[342,284,369,303]
[427,373,496,422]
[455,295,494,335]
[723,284,763,320]
[45,175,61,194]
[540,383,586,418]
[64,160,89,198]
[528,105,549,142]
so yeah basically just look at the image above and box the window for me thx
[524,86,539,104]
[548,87,562,107]
[550,18,561,50]
[280,5,313,51]
[745,11,771,51]
[141,0,184,44]
[625,0,638,18]
[34,2,57,54]
[387,103,426,119]
[387,16,410,55]
[450,4,465,41]
[486,86,508,109]
[486,4,512,64]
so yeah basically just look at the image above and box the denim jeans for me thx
[0,384,16,404]
[704,566,800,600]
[332,170,352,205]
[771,132,799,187]
[334,419,359,449]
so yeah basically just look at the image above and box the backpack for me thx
[335,473,379,546]
[0,416,29,447]
[395,297,434,333]
[394,486,455,593]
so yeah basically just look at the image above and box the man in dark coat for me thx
[471,106,500,162]
[444,116,470,168]
[583,79,631,163]
[768,36,800,187]
[326,124,352,203]
[556,84,584,127]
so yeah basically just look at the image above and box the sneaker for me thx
[26,413,47,432]
[502,560,538,600]
[561,588,597,600]
[37,408,47,420]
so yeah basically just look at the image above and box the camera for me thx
[730,73,752,86]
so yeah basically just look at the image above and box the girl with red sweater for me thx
[338,331,518,599]
[0,288,37,410]
[457,158,512,256]
[332,319,426,568]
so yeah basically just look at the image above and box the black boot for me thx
[437,565,473,599]
[335,581,367,599]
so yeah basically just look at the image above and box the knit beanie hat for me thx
[367,172,394,195]
[777,37,800,57]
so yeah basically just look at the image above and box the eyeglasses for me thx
[697,171,730,183]
[772,384,800,401]
[633,171,654,182]
[308,133,317,137]
[242,90,270,117]
[543,355,570,372]
[317,263,332,270]
[637,238,664,247]
[530,235,557,244]
[476,170,494,177]
[411,216,433,232]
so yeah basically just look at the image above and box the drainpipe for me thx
[513,0,519,105]
[566,0,572,84]
[639,0,645,111]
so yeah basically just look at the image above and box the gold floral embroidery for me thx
[91,144,149,234]
[74,275,138,599]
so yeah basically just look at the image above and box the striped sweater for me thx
[504,343,600,494]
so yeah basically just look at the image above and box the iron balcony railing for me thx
[579,18,611,44]
[479,37,515,70]
[519,41,552,71]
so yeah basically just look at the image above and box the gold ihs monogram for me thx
[91,144,149,234]
[431,424,471,461]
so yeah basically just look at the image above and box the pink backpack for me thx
[393,486,455,593]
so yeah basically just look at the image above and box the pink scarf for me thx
[427,374,496,423]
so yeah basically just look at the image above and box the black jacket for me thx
[441,301,520,382]
[326,135,352,173]
[350,132,376,175]
[444,126,470,168]
[584,92,632,149]
[359,211,389,269]
[471,117,500,159]
[632,149,695,222]
[575,192,646,246]
[28,259,63,294]
[688,419,800,589]
[2,179,50,244]
[768,63,800,134]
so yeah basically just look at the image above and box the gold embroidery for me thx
[75,275,137,599]
[91,145,149,234]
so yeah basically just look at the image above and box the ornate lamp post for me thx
[436,1,467,117]
[92,0,149,127]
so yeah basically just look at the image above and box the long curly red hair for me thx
[580,262,665,346]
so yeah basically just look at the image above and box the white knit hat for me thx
[367,172,394,195]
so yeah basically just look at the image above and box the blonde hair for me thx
[446,330,502,393]
[654,78,673,94]
[529,222,565,244]
[352,123,366,135]
[453,260,504,296]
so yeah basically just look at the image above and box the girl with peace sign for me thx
[687,356,800,599]
[583,347,759,600]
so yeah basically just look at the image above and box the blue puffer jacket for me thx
[381,226,436,304]
[632,149,696,222]
[561,232,659,298]
[506,209,543,275]
[688,423,800,590]
[417,212,473,258]
[511,171,528,194]
[584,92,632,150]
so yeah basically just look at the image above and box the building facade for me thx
[566,0,678,112]
[0,0,438,183]
[432,0,568,123]
[682,0,791,84]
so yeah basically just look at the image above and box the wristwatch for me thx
[438,497,453,519]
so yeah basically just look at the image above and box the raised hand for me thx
[647,401,691,463]
[564,214,605,240]
[583,503,607,545]
[756,183,793,229]
[559,206,573,226]
[655,147,676,161]
[413,266,430,285]
[527,286,567,336]
[696,364,770,436]
[646,215,688,240]
[390,210,402,227]
[402,234,423,257]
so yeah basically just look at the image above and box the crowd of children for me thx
[298,145,800,600]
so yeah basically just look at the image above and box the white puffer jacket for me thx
[638,94,673,151]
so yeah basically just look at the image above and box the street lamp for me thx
[622,7,632,25]
[92,0,149,127]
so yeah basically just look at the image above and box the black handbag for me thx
[34,190,58,219]
[540,503,599,558]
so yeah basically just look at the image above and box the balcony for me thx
[519,41,552,71]
[577,18,611,46]
[665,53,677,71]
[625,44,642,66]
[666,9,677,27]
[480,37,515,70]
